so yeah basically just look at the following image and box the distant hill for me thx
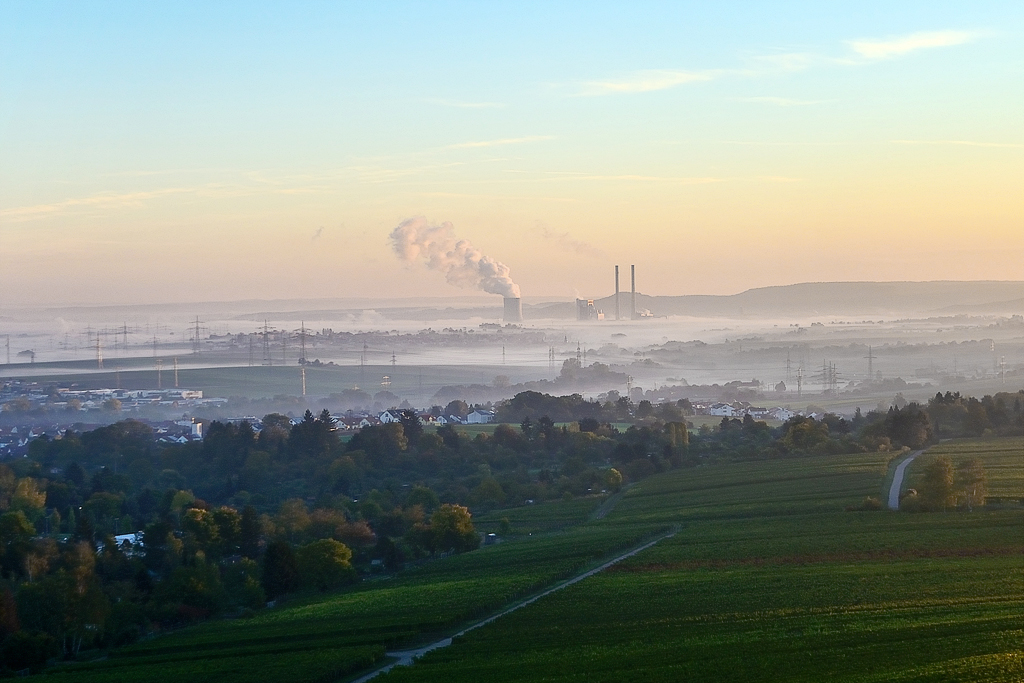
[529,281,1024,319]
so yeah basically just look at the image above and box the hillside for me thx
[531,280,1024,319]
[47,438,1024,683]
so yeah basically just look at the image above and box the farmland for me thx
[38,524,658,683]
[374,439,1024,682]
[41,438,1024,682]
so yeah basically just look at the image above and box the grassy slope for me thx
[40,523,656,683]
[375,440,1024,683]
[43,439,1024,682]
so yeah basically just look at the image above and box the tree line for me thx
[1,388,1020,672]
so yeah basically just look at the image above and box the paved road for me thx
[888,449,924,510]
[350,530,676,683]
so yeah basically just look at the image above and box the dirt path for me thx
[349,529,676,683]
[888,449,924,510]
[589,484,633,521]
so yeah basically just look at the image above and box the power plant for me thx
[614,265,620,320]
[630,264,637,320]
[503,297,523,323]
[576,264,648,322]
[576,299,604,321]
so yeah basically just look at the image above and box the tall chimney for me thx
[630,265,636,320]
[614,265,620,320]
[503,297,523,323]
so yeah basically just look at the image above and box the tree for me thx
[956,458,987,511]
[665,422,689,450]
[262,541,299,599]
[11,478,47,517]
[405,485,439,513]
[606,468,623,492]
[296,539,356,591]
[211,506,242,556]
[399,410,423,445]
[276,499,310,542]
[240,505,261,559]
[429,504,479,553]
[444,400,469,418]
[919,456,955,511]
[884,404,933,449]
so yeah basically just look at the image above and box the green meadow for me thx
[378,440,1024,683]
[45,438,1024,682]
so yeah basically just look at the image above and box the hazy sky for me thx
[1,2,1022,306]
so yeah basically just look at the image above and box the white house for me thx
[378,410,402,424]
[708,403,737,417]
[769,407,796,421]
[466,410,495,424]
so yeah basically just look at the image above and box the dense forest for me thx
[0,388,1021,673]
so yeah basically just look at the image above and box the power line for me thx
[264,322,272,366]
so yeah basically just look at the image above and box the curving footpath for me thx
[887,449,924,510]
[350,529,676,683]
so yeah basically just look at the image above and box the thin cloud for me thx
[446,135,554,149]
[847,30,980,60]
[751,52,816,72]
[426,98,505,109]
[535,224,605,258]
[536,172,724,184]
[891,139,1023,148]
[578,69,713,96]
[0,188,192,221]
[738,96,832,106]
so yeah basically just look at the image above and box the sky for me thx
[1,2,1022,306]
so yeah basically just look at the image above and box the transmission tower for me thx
[301,366,307,396]
[391,352,397,370]
[156,360,163,389]
[786,351,791,382]
[299,321,307,364]
[122,323,128,353]
[96,335,104,369]
[381,375,391,391]
[865,346,876,380]
[174,357,179,388]
[360,342,367,382]
[262,321,272,366]
[191,317,204,355]
[248,335,254,366]
[796,367,803,398]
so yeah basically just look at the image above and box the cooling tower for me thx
[503,297,523,323]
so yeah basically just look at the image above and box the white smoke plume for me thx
[389,217,521,298]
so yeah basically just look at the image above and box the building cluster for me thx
[0,418,204,458]
[692,401,797,422]
[1,380,226,412]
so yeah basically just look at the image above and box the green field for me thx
[907,439,1024,501]
[40,525,659,683]
[45,438,1024,682]
[375,441,1024,683]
